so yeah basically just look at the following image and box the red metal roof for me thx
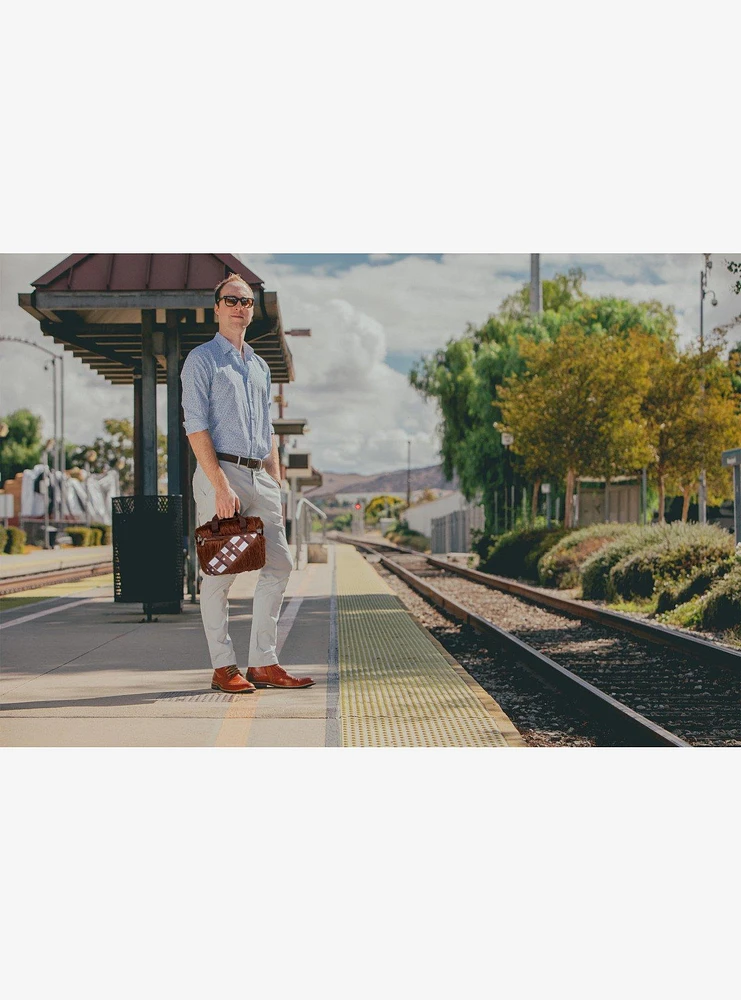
[31,253,264,293]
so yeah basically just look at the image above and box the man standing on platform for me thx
[181,272,314,693]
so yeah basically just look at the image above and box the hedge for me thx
[4,526,26,554]
[655,559,734,614]
[537,523,630,589]
[384,522,430,552]
[581,522,733,601]
[88,527,103,546]
[609,528,735,601]
[479,526,570,581]
[67,527,92,547]
[90,521,112,545]
[698,564,741,630]
[0,526,7,553]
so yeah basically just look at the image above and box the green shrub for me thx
[609,526,735,601]
[655,559,734,613]
[5,526,26,554]
[67,527,92,547]
[0,526,7,553]
[659,594,706,630]
[88,527,103,546]
[697,564,741,630]
[479,526,570,581]
[538,523,630,588]
[385,522,430,552]
[90,521,112,545]
[390,531,429,552]
[581,522,732,601]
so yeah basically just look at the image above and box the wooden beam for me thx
[35,290,215,310]
[40,320,142,373]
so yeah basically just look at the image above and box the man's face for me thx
[214,281,255,336]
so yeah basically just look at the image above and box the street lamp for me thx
[698,253,718,524]
[41,438,55,548]
[0,337,66,519]
[407,439,411,508]
[500,431,514,531]
[84,449,97,527]
[541,481,552,528]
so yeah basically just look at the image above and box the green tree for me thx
[69,418,167,494]
[0,409,44,482]
[365,494,405,524]
[639,332,741,521]
[729,340,741,400]
[726,259,741,295]
[497,329,654,527]
[498,267,587,321]
[410,269,676,532]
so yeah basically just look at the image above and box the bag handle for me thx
[210,514,248,533]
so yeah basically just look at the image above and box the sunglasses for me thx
[217,295,255,308]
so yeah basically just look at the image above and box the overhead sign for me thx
[721,448,741,467]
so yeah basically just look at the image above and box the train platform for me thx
[0,542,523,748]
[0,544,113,579]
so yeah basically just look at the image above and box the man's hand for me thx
[215,484,240,519]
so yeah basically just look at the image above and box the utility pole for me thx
[406,439,411,508]
[530,254,542,315]
[698,254,717,524]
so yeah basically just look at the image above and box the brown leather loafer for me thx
[246,664,315,689]
[211,665,256,693]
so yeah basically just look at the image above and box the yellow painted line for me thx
[1,573,114,604]
[335,545,517,747]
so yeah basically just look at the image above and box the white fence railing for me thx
[430,503,485,554]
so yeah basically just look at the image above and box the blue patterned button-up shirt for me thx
[181,333,273,459]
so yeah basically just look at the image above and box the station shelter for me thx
[18,253,316,600]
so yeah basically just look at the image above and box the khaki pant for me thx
[192,461,293,670]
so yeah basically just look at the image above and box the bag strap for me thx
[210,514,248,533]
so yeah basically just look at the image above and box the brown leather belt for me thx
[216,452,264,469]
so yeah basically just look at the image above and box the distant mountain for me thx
[304,464,459,500]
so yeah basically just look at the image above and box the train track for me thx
[0,562,113,597]
[338,536,741,747]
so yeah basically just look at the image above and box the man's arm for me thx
[187,430,240,518]
[263,435,281,486]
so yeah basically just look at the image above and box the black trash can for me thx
[112,495,184,616]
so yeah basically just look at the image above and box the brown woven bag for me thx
[195,514,266,576]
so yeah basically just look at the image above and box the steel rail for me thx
[337,535,741,673]
[0,562,113,597]
[339,537,689,747]
[422,556,741,673]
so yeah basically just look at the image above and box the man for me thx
[181,272,314,693]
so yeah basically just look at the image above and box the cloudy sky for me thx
[1,253,739,476]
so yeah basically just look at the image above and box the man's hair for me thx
[214,272,254,304]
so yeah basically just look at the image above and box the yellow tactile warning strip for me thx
[335,544,517,747]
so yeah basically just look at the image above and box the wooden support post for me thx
[133,376,143,495]
[140,309,158,495]
[165,310,181,496]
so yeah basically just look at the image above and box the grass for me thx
[0,595,54,611]
[605,597,659,615]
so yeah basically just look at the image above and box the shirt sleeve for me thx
[180,350,211,435]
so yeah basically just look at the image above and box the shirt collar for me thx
[214,332,255,360]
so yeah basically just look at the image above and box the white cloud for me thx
[1,253,739,478]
